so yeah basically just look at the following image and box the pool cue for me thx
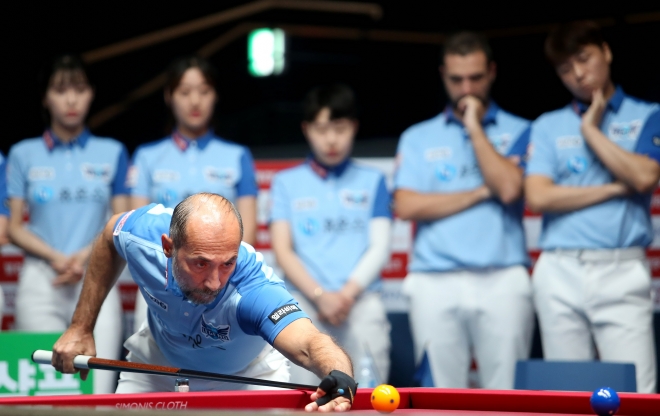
[32,350,317,391]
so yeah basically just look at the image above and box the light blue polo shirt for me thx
[270,158,391,291]
[130,131,257,207]
[526,87,660,249]
[394,103,531,272]
[0,152,8,217]
[113,203,308,374]
[7,130,130,255]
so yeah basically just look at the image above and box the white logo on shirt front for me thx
[609,120,642,141]
[152,170,181,183]
[203,167,235,185]
[556,136,583,149]
[293,197,318,211]
[339,189,369,209]
[424,147,452,161]
[28,167,56,180]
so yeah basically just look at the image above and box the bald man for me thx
[52,193,355,412]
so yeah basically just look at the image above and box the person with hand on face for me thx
[269,84,392,386]
[6,55,128,393]
[525,21,660,393]
[393,32,534,389]
[128,56,258,333]
[52,193,356,412]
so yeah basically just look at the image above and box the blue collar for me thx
[307,155,351,179]
[443,101,499,127]
[172,130,214,152]
[572,85,625,115]
[43,128,91,151]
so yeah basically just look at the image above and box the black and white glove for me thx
[314,370,358,406]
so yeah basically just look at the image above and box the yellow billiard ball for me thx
[370,384,400,413]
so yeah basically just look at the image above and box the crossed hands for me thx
[50,247,91,286]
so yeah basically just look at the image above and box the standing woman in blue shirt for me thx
[128,56,258,331]
[6,55,129,393]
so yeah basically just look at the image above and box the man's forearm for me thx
[394,187,490,221]
[306,331,353,378]
[525,176,626,213]
[582,125,660,193]
[469,125,524,204]
[70,218,126,331]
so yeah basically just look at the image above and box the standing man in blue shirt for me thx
[393,32,533,389]
[525,21,660,393]
[128,56,258,333]
[52,193,357,412]
[270,84,392,386]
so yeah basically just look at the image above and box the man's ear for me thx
[162,234,174,258]
[602,42,613,65]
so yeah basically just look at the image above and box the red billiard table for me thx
[0,388,657,415]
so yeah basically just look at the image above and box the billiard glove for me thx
[314,370,358,406]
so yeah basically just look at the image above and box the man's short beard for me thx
[172,255,222,305]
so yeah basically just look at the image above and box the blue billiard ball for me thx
[590,387,620,416]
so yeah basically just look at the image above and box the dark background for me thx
[2,1,659,158]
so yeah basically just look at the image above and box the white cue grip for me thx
[32,350,93,369]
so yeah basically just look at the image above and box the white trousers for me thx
[404,266,534,389]
[288,291,391,386]
[116,321,290,393]
[533,249,657,393]
[14,256,123,394]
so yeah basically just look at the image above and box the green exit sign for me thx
[248,28,286,77]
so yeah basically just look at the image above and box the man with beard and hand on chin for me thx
[393,31,533,389]
[525,21,660,393]
[51,193,356,412]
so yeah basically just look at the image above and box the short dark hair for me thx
[170,193,243,249]
[302,83,357,122]
[39,54,92,125]
[165,55,218,94]
[442,31,493,64]
[545,20,606,66]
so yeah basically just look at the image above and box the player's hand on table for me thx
[52,326,96,380]
[315,292,353,326]
[305,370,357,412]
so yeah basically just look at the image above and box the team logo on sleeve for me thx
[201,315,230,341]
[339,189,369,209]
[567,156,588,174]
[269,304,301,324]
[608,120,642,141]
[28,167,55,181]
[204,167,235,185]
[424,147,452,161]
[653,136,660,147]
[435,164,457,182]
[81,163,112,182]
[113,210,135,236]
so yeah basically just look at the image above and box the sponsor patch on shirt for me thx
[269,303,301,324]
[204,167,235,185]
[435,164,457,182]
[556,136,583,149]
[113,210,135,236]
[125,165,138,188]
[339,189,369,209]
[28,167,56,181]
[608,120,642,141]
[491,133,512,154]
[293,197,318,211]
[424,147,452,161]
[152,170,181,183]
[201,315,230,341]
[143,287,168,311]
[81,163,112,182]
[566,156,588,174]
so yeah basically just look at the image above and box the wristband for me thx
[314,370,357,407]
